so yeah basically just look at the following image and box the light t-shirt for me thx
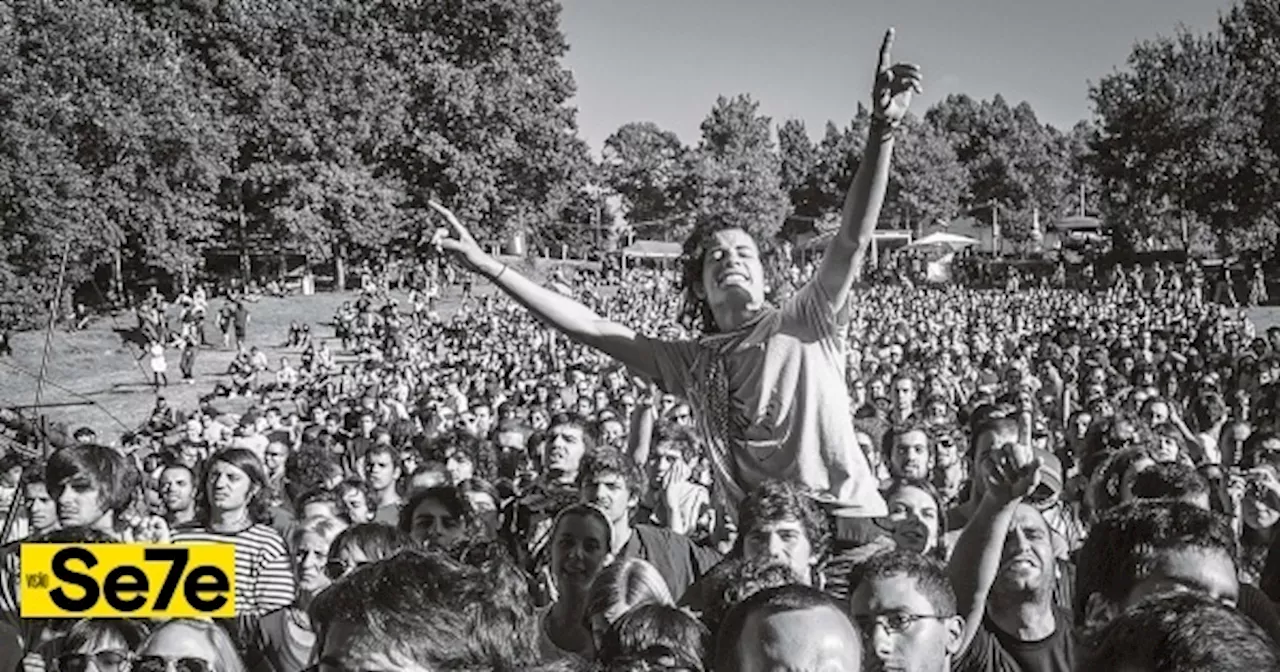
[645,280,886,517]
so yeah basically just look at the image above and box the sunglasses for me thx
[57,652,129,672]
[133,657,212,672]
[324,559,369,580]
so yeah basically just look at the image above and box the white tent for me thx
[907,231,980,249]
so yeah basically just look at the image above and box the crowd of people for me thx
[1,28,1280,672]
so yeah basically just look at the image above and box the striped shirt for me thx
[172,524,296,617]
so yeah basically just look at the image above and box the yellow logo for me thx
[19,544,236,619]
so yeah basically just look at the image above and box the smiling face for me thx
[550,511,612,595]
[992,504,1055,598]
[886,485,941,555]
[696,228,766,320]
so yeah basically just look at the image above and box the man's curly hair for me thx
[734,479,831,562]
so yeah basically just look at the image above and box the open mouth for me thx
[1003,556,1038,572]
[718,270,749,284]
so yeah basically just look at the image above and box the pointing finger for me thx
[878,28,895,73]
[428,201,465,233]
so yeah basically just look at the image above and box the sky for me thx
[558,0,1236,155]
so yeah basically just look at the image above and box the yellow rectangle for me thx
[19,543,237,619]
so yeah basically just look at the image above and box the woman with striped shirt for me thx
[172,448,296,618]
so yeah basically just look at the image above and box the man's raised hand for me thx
[982,440,1042,504]
[872,28,923,125]
[429,201,489,273]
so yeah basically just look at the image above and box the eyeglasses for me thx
[132,656,212,672]
[57,652,129,672]
[853,612,945,636]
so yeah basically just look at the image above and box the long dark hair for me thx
[677,223,776,333]
[196,448,273,526]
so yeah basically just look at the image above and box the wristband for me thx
[493,264,508,282]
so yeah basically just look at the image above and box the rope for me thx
[0,357,134,432]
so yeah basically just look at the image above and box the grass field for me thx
[1,282,1278,441]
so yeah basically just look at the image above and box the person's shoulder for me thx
[634,522,699,549]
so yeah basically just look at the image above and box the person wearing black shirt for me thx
[577,447,720,598]
[950,436,1074,672]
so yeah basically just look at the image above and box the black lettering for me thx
[144,547,188,610]
[103,567,147,612]
[184,567,229,612]
[49,547,99,612]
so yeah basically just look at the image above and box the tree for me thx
[1089,27,1270,252]
[882,116,968,232]
[600,122,687,239]
[777,118,821,216]
[678,95,790,245]
[0,0,234,322]
[926,94,1075,245]
[807,117,865,219]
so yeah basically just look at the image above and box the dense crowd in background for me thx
[0,254,1277,671]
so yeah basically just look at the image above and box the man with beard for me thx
[158,463,197,527]
[886,424,932,483]
[949,437,1074,672]
[502,413,594,576]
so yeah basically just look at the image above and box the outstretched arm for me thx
[817,28,922,311]
[948,440,1042,652]
[429,203,660,381]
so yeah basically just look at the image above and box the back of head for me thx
[1082,592,1280,672]
[330,523,417,565]
[714,583,848,671]
[699,556,802,640]
[309,549,534,670]
[1130,462,1209,506]
[588,558,674,626]
[1074,500,1237,628]
[598,603,710,672]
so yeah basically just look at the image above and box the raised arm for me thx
[816,28,922,311]
[948,440,1042,652]
[429,202,660,381]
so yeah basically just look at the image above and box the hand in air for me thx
[982,440,1042,504]
[428,201,489,273]
[871,28,923,125]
